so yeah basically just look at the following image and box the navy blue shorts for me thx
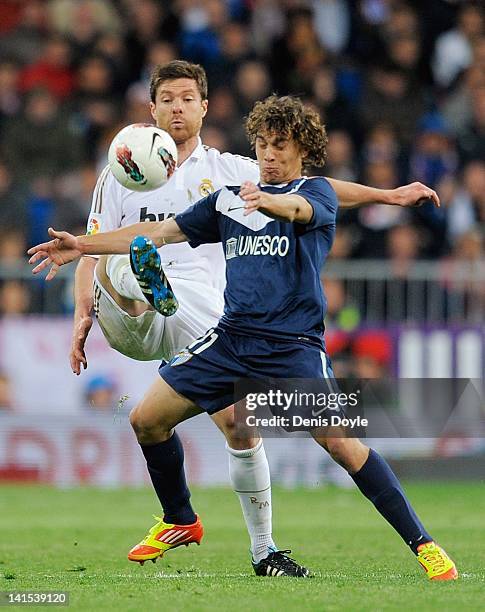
[159,326,338,415]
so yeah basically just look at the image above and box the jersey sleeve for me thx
[86,166,123,238]
[175,190,221,247]
[297,177,338,231]
[219,152,260,184]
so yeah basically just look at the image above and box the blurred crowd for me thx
[0,0,484,318]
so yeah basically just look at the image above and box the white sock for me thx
[226,439,277,563]
[105,255,149,304]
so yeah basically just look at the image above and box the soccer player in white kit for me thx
[70,61,440,574]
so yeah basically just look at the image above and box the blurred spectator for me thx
[71,54,119,159]
[234,60,271,117]
[0,280,31,315]
[216,20,254,80]
[444,228,485,322]
[94,33,131,93]
[0,0,47,65]
[325,130,357,182]
[311,0,350,54]
[0,59,21,136]
[0,159,29,229]
[323,278,361,332]
[205,86,240,136]
[2,88,85,185]
[84,375,117,410]
[361,123,405,180]
[462,160,485,227]
[311,66,358,138]
[178,0,227,69]
[437,175,476,244]
[456,84,485,162]
[0,230,27,264]
[269,5,327,94]
[48,0,121,35]
[356,160,407,258]
[18,35,74,101]
[200,125,229,153]
[360,62,425,145]
[351,330,392,379]
[0,371,13,410]
[441,64,485,136]
[387,224,422,278]
[409,112,458,188]
[249,0,285,55]
[124,0,178,82]
[135,41,177,91]
[51,165,98,231]
[432,2,484,88]
[328,226,354,259]
[48,0,122,65]
[122,83,153,127]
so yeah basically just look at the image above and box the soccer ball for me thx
[108,123,178,191]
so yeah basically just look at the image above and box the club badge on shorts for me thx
[170,349,193,367]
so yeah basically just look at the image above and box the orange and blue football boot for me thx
[128,515,203,565]
[417,541,458,580]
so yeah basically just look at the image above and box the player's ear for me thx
[201,99,208,118]
[300,147,309,162]
[149,101,157,122]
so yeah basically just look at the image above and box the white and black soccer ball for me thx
[108,124,178,191]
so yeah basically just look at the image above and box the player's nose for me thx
[172,99,183,113]
[264,147,276,161]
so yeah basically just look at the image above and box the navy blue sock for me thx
[140,432,197,525]
[351,449,432,554]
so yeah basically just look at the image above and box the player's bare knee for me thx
[129,406,171,443]
[211,408,260,450]
[326,437,369,473]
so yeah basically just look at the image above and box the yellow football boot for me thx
[128,515,203,565]
[417,541,458,581]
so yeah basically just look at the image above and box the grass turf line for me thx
[0,483,484,611]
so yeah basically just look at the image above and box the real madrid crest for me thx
[199,179,215,197]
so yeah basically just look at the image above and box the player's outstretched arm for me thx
[240,181,313,223]
[70,256,97,375]
[28,219,188,280]
[326,178,440,209]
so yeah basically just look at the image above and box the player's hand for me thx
[27,228,83,280]
[390,182,440,208]
[240,181,269,215]
[70,314,93,375]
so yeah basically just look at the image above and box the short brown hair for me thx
[245,95,328,167]
[149,60,208,103]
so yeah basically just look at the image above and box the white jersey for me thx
[86,138,260,294]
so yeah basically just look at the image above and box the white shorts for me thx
[93,269,224,362]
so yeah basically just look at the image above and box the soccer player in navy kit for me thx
[28,95,457,580]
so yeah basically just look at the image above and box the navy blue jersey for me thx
[175,177,338,346]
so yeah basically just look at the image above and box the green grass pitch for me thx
[0,483,484,611]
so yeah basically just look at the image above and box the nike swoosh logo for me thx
[150,131,162,156]
[311,407,328,417]
[227,205,245,211]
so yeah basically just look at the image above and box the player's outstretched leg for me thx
[128,377,203,564]
[212,409,310,577]
[130,235,178,316]
[226,441,309,577]
[316,436,458,581]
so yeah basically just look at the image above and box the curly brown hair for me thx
[245,95,328,167]
[150,60,208,103]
